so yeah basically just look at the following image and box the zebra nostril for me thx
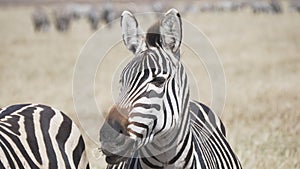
[100,118,129,143]
[103,105,129,136]
[113,120,129,136]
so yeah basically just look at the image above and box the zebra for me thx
[289,0,300,13]
[53,7,72,32]
[101,2,115,28]
[0,103,90,169]
[31,7,50,32]
[99,9,242,169]
[251,0,282,14]
[87,6,101,30]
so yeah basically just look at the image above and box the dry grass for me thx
[0,5,299,169]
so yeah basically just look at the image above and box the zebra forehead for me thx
[123,53,168,75]
[145,21,161,48]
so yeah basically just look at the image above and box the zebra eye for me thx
[150,77,166,87]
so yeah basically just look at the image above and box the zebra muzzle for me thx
[101,105,130,137]
[100,105,138,164]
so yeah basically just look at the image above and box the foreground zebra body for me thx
[0,104,89,168]
[100,9,242,169]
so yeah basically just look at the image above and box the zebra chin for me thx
[101,147,129,164]
[101,135,137,164]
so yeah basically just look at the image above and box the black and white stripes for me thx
[0,104,89,169]
[100,9,242,169]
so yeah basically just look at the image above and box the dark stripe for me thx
[180,65,184,84]
[204,132,224,168]
[143,146,161,163]
[220,121,226,137]
[154,103,167,136]
[216,129,240,168]
[0,114,21,135]
[139,150,163,168]
[0,104,31,119]
[0,108,39,168]
[128,128,143,139]
[157,48,167,68]
[147,55,156,73]
[128,153,138,169]
[141,157,163,168]
[194,121,227,168]
[129,122,149,138]
[169,131,190,164]
[136,69,150,88]
[131,71,142,91]
[193,134,206,169]
[171,79,180,114]
[0,132,25,169]
[208,128,232,168]
[39,105,58,168]
[56,112,72,169]
[166,89,174,116]
[0,160,5,169]
[128,61,139,85]
[73,136,86,168]
[0,137,17,168]
[199,103,218,131]
[183,140,194,168]
[19,106,42,164]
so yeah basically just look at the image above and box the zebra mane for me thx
[145,22,162,48]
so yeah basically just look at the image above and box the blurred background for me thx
[0,0,299,168]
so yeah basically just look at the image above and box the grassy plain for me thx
[0,5,299,169]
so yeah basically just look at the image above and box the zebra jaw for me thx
[101,135,138,164]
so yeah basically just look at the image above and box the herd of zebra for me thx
[3,8,243,169]
[32,3,116,32]
[32,0,300,33]
[199,0,300,13]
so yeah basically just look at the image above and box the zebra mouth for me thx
[102,148,128,164]
[105,154,128,164]
[101,140,138,164]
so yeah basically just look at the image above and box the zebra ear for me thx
[160,9,182,55]
[121,11,143,54]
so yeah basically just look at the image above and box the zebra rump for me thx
[0,103,89,169]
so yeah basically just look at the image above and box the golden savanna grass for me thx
[0,4,299,169]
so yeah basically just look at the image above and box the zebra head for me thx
[100,9,190,164]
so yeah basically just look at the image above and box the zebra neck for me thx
[138,126,194,168]
[138,102,192,167]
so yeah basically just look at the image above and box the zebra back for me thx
[0,103,89,169]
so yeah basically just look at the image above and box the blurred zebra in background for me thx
[31,7,50,32]
[100,9,242,169]
[53,7,73,32]
[87,6,101,30]
[289,0,300,12]
[101,2,116,28]
[0,104,89,169]
[86,2,117,30]
[251,0,282,14]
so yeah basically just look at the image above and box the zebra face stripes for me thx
[100,9,242,169]
[0,104,89,169]
[100,9,189,165]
